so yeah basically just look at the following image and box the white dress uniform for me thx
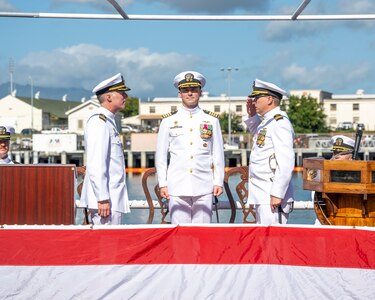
[0,125,15,164]
[0,157,14,164]
[80,106,130,223]
[245,106,295,224]
[156,105,225,223]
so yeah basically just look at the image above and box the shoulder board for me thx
[99,114,107,122]
[162,110,178,119]
[203,109,220,119]
[274,114,284,121]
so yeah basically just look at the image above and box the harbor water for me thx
[76,171,316,225]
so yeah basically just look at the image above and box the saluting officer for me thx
[156,71,225,224]
[245,79,295,224]
[80,73,130,225]
[0,125,16,164]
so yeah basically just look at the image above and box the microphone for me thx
[352,124,364,160]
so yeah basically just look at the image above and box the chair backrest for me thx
[141,168,170,224]
[224,166,256,223]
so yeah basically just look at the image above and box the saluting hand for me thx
[98,200,110,218]
[246,97,256,117]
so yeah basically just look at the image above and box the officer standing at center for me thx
[156,71,225,224]
[245,79,295,225]
[80,73,130,225]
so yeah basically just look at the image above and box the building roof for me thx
[65,98,100,115]
[18,96,81,118]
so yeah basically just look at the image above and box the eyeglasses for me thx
[250,95,268,102]
[180,87,200,94]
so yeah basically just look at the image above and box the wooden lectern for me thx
[303,158,375,226]
[0,164,76,225]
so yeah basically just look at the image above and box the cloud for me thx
[139,0,270,14]
[17,44,202,98]
[281,63,373,92]
[0,0,16,11]
[52,0,134,12]
[263,21,324,42]
[52,0,270,14]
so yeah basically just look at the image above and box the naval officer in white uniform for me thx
[244,79,295,224]
[80,73,130,225]
[156,71,225,224]
[0,126,16,164]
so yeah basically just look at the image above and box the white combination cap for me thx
[249,78,288,100]
[92,73,130,96]
[330,135,355,152]
[173,71,206,89]
[0,125,15,140]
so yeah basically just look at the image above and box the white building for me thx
[0,95,43,132]
[65,98,100,135]
[139,92,247,129]
[324,90,375,131]
[0,94,80,133]
[65,97,123,134]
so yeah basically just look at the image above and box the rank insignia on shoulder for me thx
[274,114,283,121]
[203,109,220,118]
[99,114,107,122]
[162,110,178,119]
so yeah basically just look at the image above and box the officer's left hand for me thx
[270,196,282,212]
[213,186,223,197]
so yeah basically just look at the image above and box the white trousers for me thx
[169,194,213,224]
[89,210,122,225]
[255,203,292,225]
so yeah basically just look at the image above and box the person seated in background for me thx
[0,126,16,164]
[312,135,356,225]
[330,135,355,160]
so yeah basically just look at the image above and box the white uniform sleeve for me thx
[244,114,261,134]
[155,119,169,188]
[270,118,295,199]
[85,117,111,201]
[212,118,225,187]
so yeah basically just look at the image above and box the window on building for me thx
[171,106,177,112]
[77,119,83,129]
[329,118,337,126]
[353,103,359,110]
[236,105,242,112]
[214,105,220,113]
[330,104,337,111]
[353,117,359,123]
[149,106,155,113]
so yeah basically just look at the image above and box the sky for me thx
[0,0,375,101]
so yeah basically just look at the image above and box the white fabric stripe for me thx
[1,264,374,300]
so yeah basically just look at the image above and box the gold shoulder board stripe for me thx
[99,114,107,122]
[162,110,178,119]
[274,114,283,121]
[203,109,220,119]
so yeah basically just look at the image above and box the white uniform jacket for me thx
[244,107,294,206]
[156,106,225,197]
[80,107,130,213]
[0,157,13,164]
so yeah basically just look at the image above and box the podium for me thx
[0,164,76,225]
[303,158,375,226]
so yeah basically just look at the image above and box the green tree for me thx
[121,97,139,117]
[219,112,244,133]
[282,95,329,133]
